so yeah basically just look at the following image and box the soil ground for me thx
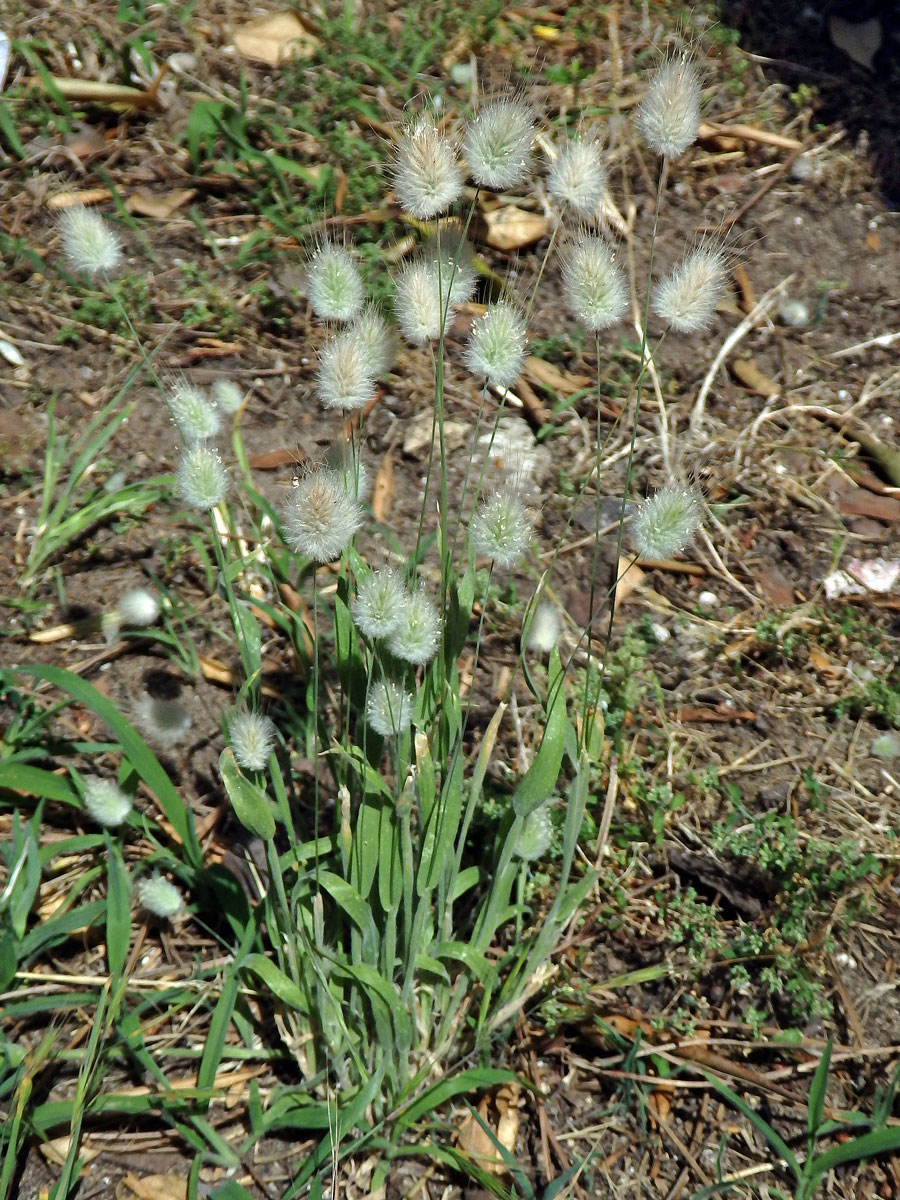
[2,1,900,1197]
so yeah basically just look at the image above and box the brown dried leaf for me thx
[47,188,112,210]
[524,354,592,396]
[233,12,320,65]
[480,205,550,251]
[457,1085,520,1176]
[117,1173,188,1200]
[614,554,645,604]
[126,188,196,219]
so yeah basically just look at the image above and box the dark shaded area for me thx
[718,0,900,204]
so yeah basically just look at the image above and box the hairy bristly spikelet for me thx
[137,874,183,919]
[176,445,228,510]
[653,242,729,333]
[464,300,527,389]
[316,331,376,411]
[58,206,123,278]
[547,134,608,218]
[82,777,132,828]
[633,483,702,560]
[306,243,364,321]
[168,378,221,444]
[353,566,407,639]
[392,112,463,219]
[562,235,628,332]
[366,679,414,737]
[470,483,532,568]
[229,710,276,772]
[387,586,441,665]
[463,99,534,190]
[635,54,701,159]
[283,467,362,562]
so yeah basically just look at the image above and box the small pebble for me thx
[650,622,670,643]
[698,591,718,612]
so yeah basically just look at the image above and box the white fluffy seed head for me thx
[653,243,729,333]
[463,99,534,190]
[392,112,464,219]
[176,445,228,511]
[138,873,183,919]
[349,306,394,378]
[636,54,701,159]
[212,378,244,414]
[229,710,276,771]
[57,206,123,278]
[547,135,608,218]
[464,301,527,389]
[633,483,702,561]
[316,332,377,411]
[387,587,441,665]
[563,236,628,332]
[353,567,407,639]
[306,243,364,321]
[516,804,553,861]
[470,483,532,568]
[167,379,221,444]
[82,777,132,828]
[283,468,362,562]
[394,258,449,345]
[117,587,160,627]
[527,601,561,654]
[136,696,192,746]
[367,679,414,737]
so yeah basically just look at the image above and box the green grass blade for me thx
[699,1067,802,1183]
[103,833,131,978]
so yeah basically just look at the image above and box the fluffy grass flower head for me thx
[317,331,376,411]
[633,483,702,561]
[394,257,449,345]
[306,243,364,321]
[547,133,608,219]
[367,680,414,737]
[388,586,441,666]
[136,696,192,746]
[653,242,729,333]
[167,379,221,444]
[283,466,362,562]
[212,379,244,414]
[58,205,123,278]
[515,803,553,861]
[138,874,183,920]
[229,710,276,772]
[392,112,463,219]
[636,53,701,159]
[464,300,527,390]
[471,482,532,568]
[563,235,628,332]
[177,445,228,510]
[117,587,160,627]
[353,566,407,639]
[350,306,394,378]
[463,99,534,190]
[82,777,132,828]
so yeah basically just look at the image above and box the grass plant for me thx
[1,24,899,1200]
